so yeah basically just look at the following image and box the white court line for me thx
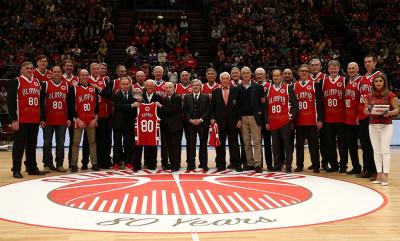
[78,202,86,209]
[108,199,118,212]
[151,190,157,214]
[141,196,148,214]
[196,190,213,214]
[173,174,191,214]
[119,194,129,213]
[130,196,138,213]
[248,198,263,209]
[189,193,202,215]
[291,200,298,204]
[161,190,168,214]
[88,197,100,211]
[205,190,224,214]
[171,193,180,215]
[234,192,255,211]
[69,203,75,207]
[191,231,200,241]
[281,199,290,206]
[98,200,108,211]
[264,194,282,207]
[218,195,234,213]
[258,198,273,209]
[227,195,244,212]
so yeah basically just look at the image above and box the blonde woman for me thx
[364,73,399,185]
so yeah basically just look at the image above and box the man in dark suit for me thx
[157,82,183,172]
[238,66,265,173]
[183,79,210,171]
[210,72,242,172]
[112,77,138,170]
[133,79,162,170]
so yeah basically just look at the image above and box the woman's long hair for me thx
[372,73,389,96]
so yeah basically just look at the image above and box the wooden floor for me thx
[0,148,399,241]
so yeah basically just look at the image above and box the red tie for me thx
[223,88,228,105]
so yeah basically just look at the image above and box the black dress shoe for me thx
[171,167,179,172]
[92,165,100,171]
[71,165,78,173]
[81,165,88,170]
[285,168,292,173]
[294,167,303,172]
[271,166,282,172]
[216,167,226,172]
[313,168,320,173]
[243,166,255,171]
[236,166,243,172]
[267,166,274,171]
[339,168,347,173]
[347,168,361,175]
[356,171,372,178]
[227,163,233,169]
[28,168,46,175]
[162,164,171,170]
[13,171,23,178]
[255,166,263,173]
[307,165,314,170]
[327,167,339,172]
[322,164,329,171]
[187,165,195,171]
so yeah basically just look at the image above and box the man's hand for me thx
[89,118,97,128]
[11,120,19,131]
[236,120,242,129]
[265,123,270,130]
[67,120,71,128]
[317,121,323,130]
[40,121,46,128]
[75,118,86,128]
[131,102,140,108]
[155,101,162,108]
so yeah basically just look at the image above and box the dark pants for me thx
[12,123,39,172]
[295,125,319,169]
[261,127,273,168]
[113,123,134,165]
[68,125,89,167]
[181,123,190,166]
[106,116,113,165]
[319,126,328,168]
[187,123,208,168]
[215,125,240,169]
[165,129,183,169]
[160,128,169,167]
[358,118,376,173]
[239,131,247,166]
[96,118,111,168]
[279,128,295,165]
[271,123,293,169]
[43,125,67,167]
[324,122,347,169]
[134,146,158,169]
[345,124,361,170]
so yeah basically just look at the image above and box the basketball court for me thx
[0,149,399,241]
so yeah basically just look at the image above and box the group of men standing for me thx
[7,54,381,181]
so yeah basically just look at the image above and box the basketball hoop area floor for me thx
[0,149,399,241]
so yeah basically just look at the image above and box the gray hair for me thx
[219,71,230,79]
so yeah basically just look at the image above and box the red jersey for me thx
[267,83,290,130]
[132,82,145,92]
[208,123,221,147]
[62,74,79,87]
[322,75,345,123]
[230,79,242,87]
[154,80,167,98]
[16,76,41,123]
[358,70,382,120]
[202,82,221,98]
[111,77,133,93]
[33,68,52,82]
[45,80,68,125]
[135,103,160,146]
[88,75,108,118]
[344,75,362,125]
[293,80,317,126]
[260,81,270,92]
[308,72,325,84]
[74,85,97,125]
[175,83,192,99]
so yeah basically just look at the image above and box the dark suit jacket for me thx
[238,82,265,125]
[210,87,241,130]
[159,93,183,132]
[183,93,210,125]
[142,91,162,104]
[112,91,137,129]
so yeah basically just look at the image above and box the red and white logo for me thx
[0,170,386,233]
[145,106,151,111]
[307,85,312,90]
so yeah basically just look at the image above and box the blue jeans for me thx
[43,125,67,167]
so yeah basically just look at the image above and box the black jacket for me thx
[183,93,210,125]
[159,93,183,132]
[237,82,265,125]
[210,86,241,130]
[112,90,137,129]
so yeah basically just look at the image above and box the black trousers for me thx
[187,123,208,168]
[271,123,294,169]
[295,125,319,169]
[261,127,273,168]
[324,122,347,169]
[106,116,113,165]
[68,126,89,167]
[215,125,240,169]
[358,118,376,173]
[133,145,158,169]
[160,128,169,167]
[43,125,67,167]
[345,124,361,170]
[113,123,134,165]
[96,118,112,168]
[238,131,247,166]
[181,123,191,165]
[319,125,328,168]
[12,123,39,172]
[165,129,183,169]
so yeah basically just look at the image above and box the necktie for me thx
[194,94,198,102]
[223,88,228,105]
[124,92,128,100]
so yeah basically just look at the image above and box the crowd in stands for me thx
[0,0,115,73]
[125,18,198,82]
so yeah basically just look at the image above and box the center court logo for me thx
[0,170,387,233]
